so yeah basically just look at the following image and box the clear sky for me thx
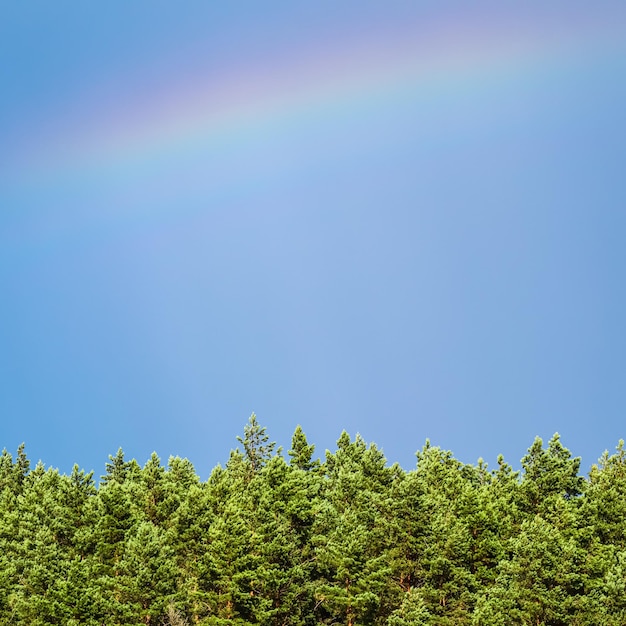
[1,2,626,478]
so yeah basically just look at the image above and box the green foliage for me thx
[288,425,317,471]
[237,413,276,475]
[387,589,431,626]
[0,427,623,625]
[519,433,585,515]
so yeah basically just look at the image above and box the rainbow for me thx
[7,8,626,188]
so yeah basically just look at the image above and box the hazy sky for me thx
[2,2,626,477]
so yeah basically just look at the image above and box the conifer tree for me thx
[473,516,581,626]
[288,425,317,471]
[237,413,276,475]
[583,440,626,547]
[314,432,396,626]
[519,434,585,515]
[101,447,132,485]
[406,442,480,624]
[8,464,74,624]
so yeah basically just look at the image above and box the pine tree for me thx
[237,413,276,475]
[288,425,317,471]
[101,447,132,485]
[117,520,179,624]
[402,442,479,625]
[573,441,626,624]
[473,516,581,626]
[249,455,321,625]
[519,434,585,515]
[193,452,258,624]
[168,477,211,623]
[8,463,76,624]
[313,432,397,626]
[92,456,142,623]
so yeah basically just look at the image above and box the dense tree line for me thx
[1,415,625,625]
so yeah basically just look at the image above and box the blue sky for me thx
[1,2,626,477]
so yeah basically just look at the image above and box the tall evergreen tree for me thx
[288,425,317,471]
[519,434,585,515]
[237,413,277,475]
[101,448,132,486]
[314,432,398,626]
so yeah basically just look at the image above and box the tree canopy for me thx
[0,418,622,625]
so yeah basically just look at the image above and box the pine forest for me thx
[1,415,625,625]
